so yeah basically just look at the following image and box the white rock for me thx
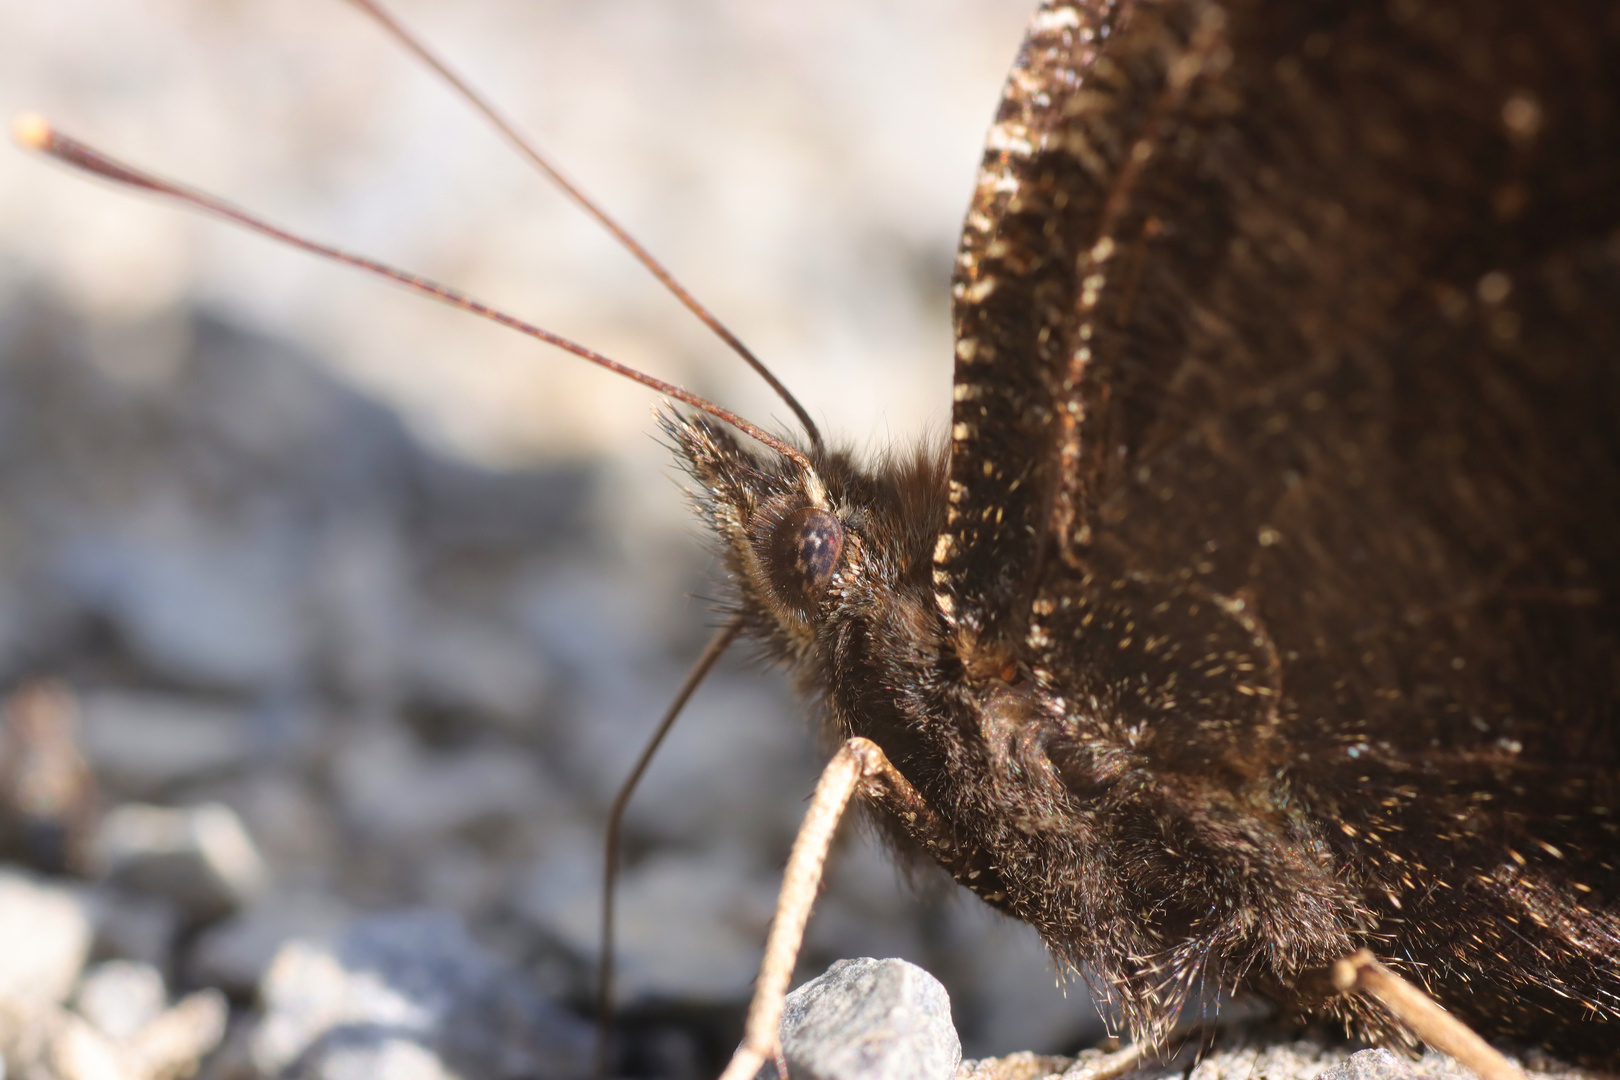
[1317,1049,1421,1080]
[0,867,93,1007]
[91,803,267,919]
[125,989,228,1080]
[293,1036,457,1080]
[75,961,167,1043]
[188,889,352,995]
[47,1011,134,1080]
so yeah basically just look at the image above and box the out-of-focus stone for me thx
[1315,1050,1422,1080]
[331,724,557,844]
[125,989,228,1080]
[518,838,778,1004]
[48,1010,133,1080]
[764,958,960,1080]
[226,773,337,877]
[90,803,267,920]
[958,1041,1566,1080]
[292,1036,456,1080]
[74,961,167,1044]
[60,526,305,691]
[77,693,252,795]
[406,615,552,728]
[0,867,94,1007]
[0,989,226,1080]
[253,910,592,1080]
[188,890,352,995]
[84,886,182,969]
[951,1050,1069,1080]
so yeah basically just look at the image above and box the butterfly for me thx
[666,0,1620,1069]
[19,0,1620,1071]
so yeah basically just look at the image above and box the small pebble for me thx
[1316,1049,1421,1080]
[763,958,960,1080]
[90,803,267,920]
[74,960,167,1043]
[0,867,93,1007]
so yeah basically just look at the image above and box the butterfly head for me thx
[662,412,948,669]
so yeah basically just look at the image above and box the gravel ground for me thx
[0,3,1606,1080]
[1,2,1100,1075]
[0,297,1105,1078]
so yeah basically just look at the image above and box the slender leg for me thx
[597,618,742,1078]
[1333,950,1524,1080]
[716,737,901,1080]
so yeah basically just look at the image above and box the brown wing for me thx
[936,0,1133,650]
[942,0,1620,1055]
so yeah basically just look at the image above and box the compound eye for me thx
[765,506,845,613]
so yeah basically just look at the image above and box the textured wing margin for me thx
[937,0,1212,652]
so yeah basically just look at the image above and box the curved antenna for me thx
[12,115,813,472]
[342,0,824,452]
[595,616,742,1080]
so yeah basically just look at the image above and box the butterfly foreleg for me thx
[1332,950,1524,1080]
[717,737,923,1080]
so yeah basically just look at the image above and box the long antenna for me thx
[12,115,813,473]
[341,0,824,453]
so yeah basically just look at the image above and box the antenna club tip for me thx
[11,113,53,151]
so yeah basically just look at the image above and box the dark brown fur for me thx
[671,0,1620,1065]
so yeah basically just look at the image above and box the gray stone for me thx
[330,724,557,844]
[406,615,552,728]
[90,803,267,920]
[188,889,352,994]
[0,867,93,1007]
[84,887,182,969]
[77,692,252,794]
[60,526,305,690]
[766,958,960,1080]
[74,961,167,1043]
[252,910,592,1080]
[289,1036,456,1080]
[1315,1050,1421,1080]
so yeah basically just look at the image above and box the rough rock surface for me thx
[766,958,961,1080]
[253,910,593,1080]
[955,1038,1593,1080]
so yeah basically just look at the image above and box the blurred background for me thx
[0,1,1108,1077]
